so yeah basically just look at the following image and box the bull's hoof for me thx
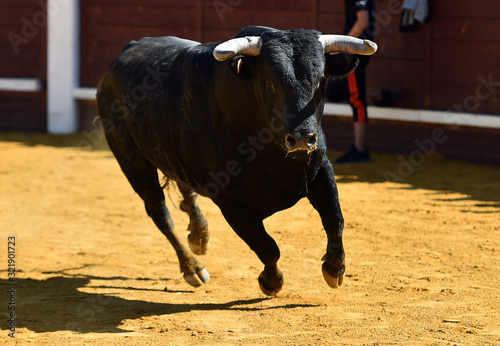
[188,233,209,255]
[321,261,345,288]
[183,268,210,287]
[258,267,284,297]
[187,220,209,255]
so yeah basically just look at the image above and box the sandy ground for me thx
[0,132,499,345]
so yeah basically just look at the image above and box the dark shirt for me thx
[344,0,376,40]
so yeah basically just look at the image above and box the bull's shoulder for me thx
[117,36,201,62]
[232,25,278,38]
[111,36,218,70]
[99,35,218,112]
[105,37,206,82]
[135,36,201,50]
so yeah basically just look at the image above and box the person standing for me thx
[328,0,376,164]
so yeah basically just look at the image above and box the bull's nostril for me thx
[285,134,297,147]
[308,134,317,146]
[285,133,317,152]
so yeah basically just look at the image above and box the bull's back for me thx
[113,36,201,76]
[96,36,205,144]
[97,36,200,110]
[96,36,217,187]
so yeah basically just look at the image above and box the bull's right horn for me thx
[319,35,377,55]
[213,36,262,61]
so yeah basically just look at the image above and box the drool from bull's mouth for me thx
[96,25,376,296]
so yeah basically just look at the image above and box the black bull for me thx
[96,26,377,296]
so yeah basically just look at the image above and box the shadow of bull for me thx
[0,274,316,334]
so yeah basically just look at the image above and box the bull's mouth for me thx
[284,133,318,154]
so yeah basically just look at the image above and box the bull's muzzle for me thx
[284,133,318,154]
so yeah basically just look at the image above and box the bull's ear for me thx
[228,56,254,80]
[325,53,358,78]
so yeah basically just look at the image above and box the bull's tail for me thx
[161,176,181,210]
[160,175,170,190]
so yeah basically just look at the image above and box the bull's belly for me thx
[208,167,313,219]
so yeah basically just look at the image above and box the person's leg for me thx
[353,122,366,152]
[334,56,371,164]
[349,55,369,149]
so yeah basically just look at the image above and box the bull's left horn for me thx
[319,35,377,55]
[213,36,262,61]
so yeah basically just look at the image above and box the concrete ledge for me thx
[0,78,43,92]
[74,87,97,101]
[321,115,500,166]
[324,103,500,130]
[74,87,500,130]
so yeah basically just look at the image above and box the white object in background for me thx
[0,78,42,92]
[47,0,80,134]
[402,0,429,23]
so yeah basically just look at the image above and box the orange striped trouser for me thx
[347,68,367,123]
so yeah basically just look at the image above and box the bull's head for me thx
[213,29,377,155]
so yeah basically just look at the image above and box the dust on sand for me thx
[0,133,499,345]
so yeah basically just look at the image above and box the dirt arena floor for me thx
[1,132,499,345]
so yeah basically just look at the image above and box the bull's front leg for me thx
[219,205,284,296]
[307,159,345,288]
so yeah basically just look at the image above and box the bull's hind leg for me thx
[177,182,209,255]
[106,140,209,287]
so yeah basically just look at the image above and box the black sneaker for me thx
[334,145,371,164]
